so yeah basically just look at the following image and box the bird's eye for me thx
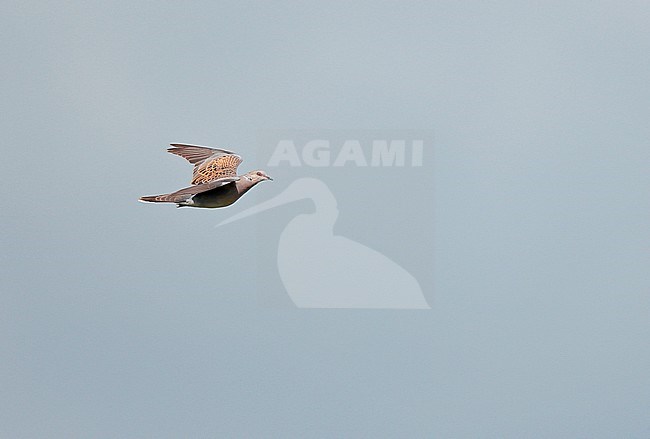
[256,172,262,176]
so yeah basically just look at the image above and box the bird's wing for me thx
[190,153,243,184]
[167,177,240,202]
[168,143,243,184]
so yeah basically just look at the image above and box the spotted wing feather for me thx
[167,143,242,185]
[191,154,242,184]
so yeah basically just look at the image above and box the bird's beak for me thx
[267,176,274,181]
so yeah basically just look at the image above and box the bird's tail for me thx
[139,193,176,203]
[139,184,200,205]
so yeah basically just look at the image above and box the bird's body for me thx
[181,179,243,208]
[139,143,272,208]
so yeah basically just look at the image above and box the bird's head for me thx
[244,170,273,183]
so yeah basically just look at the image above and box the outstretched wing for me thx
[140,177,240,204]
[168,143,243,185]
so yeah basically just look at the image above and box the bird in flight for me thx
[139,143,273,208]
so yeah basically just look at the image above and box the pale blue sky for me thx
[2,1,649,437]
